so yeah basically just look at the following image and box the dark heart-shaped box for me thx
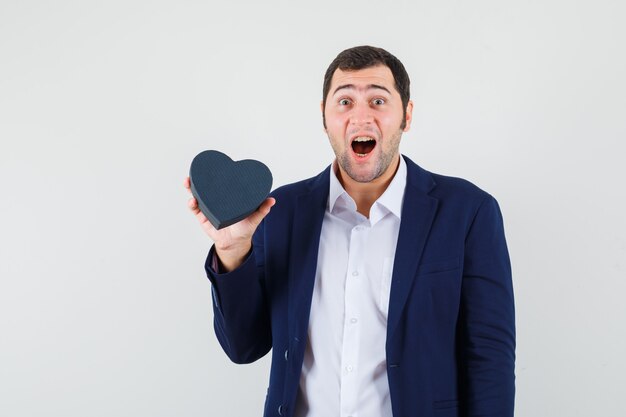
[189,150,273,230]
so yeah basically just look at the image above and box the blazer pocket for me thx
[417,257,460,275]
[433,399,459,410]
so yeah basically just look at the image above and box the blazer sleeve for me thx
[460,194,516,416]
[205,220,272,364]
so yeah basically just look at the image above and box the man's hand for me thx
[184,176,275,272]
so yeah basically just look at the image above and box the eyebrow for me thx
[332,84,392,96]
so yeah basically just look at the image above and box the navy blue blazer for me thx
[206,155,515,417]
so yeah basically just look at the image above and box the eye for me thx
[339,98,351,106]
[372,98,385,105]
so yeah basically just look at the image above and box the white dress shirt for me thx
[294,155,407,417]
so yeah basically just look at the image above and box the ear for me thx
[403,100,414,132]
[320,100,327,132]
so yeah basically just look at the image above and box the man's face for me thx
[323,65,412,183]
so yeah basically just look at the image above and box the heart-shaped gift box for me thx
[189,150,273,230]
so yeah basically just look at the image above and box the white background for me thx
[1,1,625,416]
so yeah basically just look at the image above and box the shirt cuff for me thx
[208,246,222,274]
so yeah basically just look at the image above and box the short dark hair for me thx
[322,45,411,129]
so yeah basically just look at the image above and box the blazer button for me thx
[284,349,289,361]
[278,404,284,415]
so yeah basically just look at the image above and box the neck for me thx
[335,154,401,218]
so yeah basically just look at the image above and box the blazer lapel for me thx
[284,157,437,352]
[387,157,439,339]
[287,168,330,342]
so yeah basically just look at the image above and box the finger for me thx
[196,209,210,225]
[247,197,276,227]
[184,177,192,193]
[188,197,200,213]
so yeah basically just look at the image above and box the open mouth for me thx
[351,136,377,157]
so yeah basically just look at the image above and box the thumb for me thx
[247,197,276,228]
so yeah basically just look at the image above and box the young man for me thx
[185,46,515,417]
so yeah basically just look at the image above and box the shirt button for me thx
[352,271,359,277]
[350,318,358,324]
[284,349,289,361]
[278,405,284,415]
[346,365,353,372]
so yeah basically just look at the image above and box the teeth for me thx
[356,153,367,157]
[353,136,375,142]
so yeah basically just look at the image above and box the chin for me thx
[338,151,386,183]
[346,165,382,183]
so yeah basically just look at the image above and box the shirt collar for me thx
[328,162,350,213]
[328,155,407,222]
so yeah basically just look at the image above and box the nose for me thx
[349,101,374,126]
